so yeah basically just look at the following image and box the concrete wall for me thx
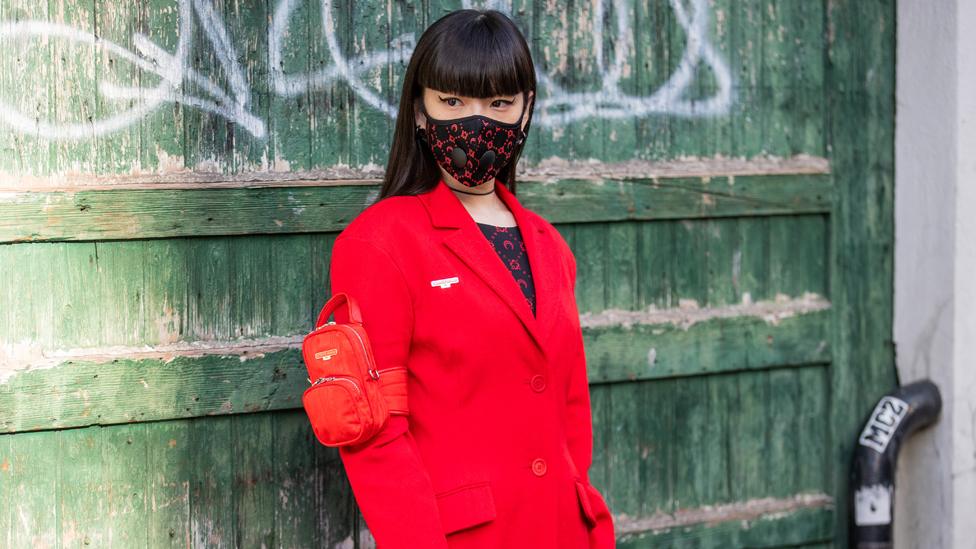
[895,1,976,547]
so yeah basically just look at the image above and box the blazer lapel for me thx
[418,178,560,363]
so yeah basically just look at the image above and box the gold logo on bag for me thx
[315,349,339,361]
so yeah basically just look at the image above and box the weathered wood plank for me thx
[616,503,833,548]
[182,0,229,177]
[0,235,330,349]
[730,369,769,501]
[0,156,830,190]
[0,434,8,544]
[705,217,739,305]
[672,218,709,305]
[234,413,277,548]
[672,375,711,508]
[59,423,149,547]
[583,308,831,382]
[766,368,800,498]
[2,409,830,548]
[635,219,674,309]
[0,174,832,242]
[728,0,764,157]
[271,409,348,548]
[636,377,675,516]
[0,412,357,547]
[0,430,60,547]
[0,1,829,178]
[139,0,186,176]
[96,0,142,175]
[146,420,193,548]
[825,2,899,548]
[227,0,273,174]
[189,417,237,547]
[568,332,833,524]
[796,365,830,493]
[0,310,829,434]
[268,0,312,172]
[573,219,609,313]
[1,217,828,351]
[737,215,771,300]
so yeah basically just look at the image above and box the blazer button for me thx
[530,374,547,392]
[531,458,547,476]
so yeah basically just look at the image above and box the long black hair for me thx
[379,9,537,200]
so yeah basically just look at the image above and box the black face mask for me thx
[416,95,528,187]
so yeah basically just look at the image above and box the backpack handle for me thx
[315,292,363,328]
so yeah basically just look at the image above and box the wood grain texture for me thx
[616,505,833,548]
[1,310,828,434]
[825,2,899,548]
[0,0,896,546]
[0,174,831,242]
[0,0,829,178]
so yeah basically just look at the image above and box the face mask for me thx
[416,95,529,187]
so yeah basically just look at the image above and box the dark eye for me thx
[492,99,514,108]
[440,97,460,107]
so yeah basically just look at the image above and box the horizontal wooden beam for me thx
[0,310,830,434]
[617,496,833,547]
[0,174,831,243]
[585,306,831,382]
[0,155,830,191]
[536,173,832,224]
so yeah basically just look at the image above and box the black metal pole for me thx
[850,379,942,549]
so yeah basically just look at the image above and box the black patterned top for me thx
[476,222,537,316]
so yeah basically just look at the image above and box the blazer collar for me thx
[418,178,558,364]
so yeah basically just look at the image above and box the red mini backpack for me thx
[300,292,408,447]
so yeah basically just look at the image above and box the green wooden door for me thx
[0,1,896,547]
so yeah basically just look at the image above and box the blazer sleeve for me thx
[563,247,617,548]
[328,235,450,549]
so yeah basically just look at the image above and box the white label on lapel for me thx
[430,276,459,289]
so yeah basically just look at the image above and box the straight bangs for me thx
[381,9,537,200]
[415,13,533,100]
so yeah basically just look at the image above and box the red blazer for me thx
[328,177,616,548]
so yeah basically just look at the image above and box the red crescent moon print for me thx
[476,222,537,316]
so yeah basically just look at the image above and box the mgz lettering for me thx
[858,396,909,454]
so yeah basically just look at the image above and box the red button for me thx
[530,374,547,392]
[531,458,547,476]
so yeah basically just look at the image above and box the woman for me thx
[327,9,615,549]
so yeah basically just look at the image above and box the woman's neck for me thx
[444,176,516,225]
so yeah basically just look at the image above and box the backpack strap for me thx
[316,292,363,327]
[316,292,409,416]
[376,366,409,416]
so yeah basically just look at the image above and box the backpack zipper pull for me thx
[309,376,338,386]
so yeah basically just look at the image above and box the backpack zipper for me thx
[308,375,362,395]
[307,367,403,388]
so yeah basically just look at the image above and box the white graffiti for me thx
[0,0,731,141]
[0,0,265,139]
[527,0,733,123]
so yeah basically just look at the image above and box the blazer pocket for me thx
[574,479,598,528]
[435,480,497,535]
